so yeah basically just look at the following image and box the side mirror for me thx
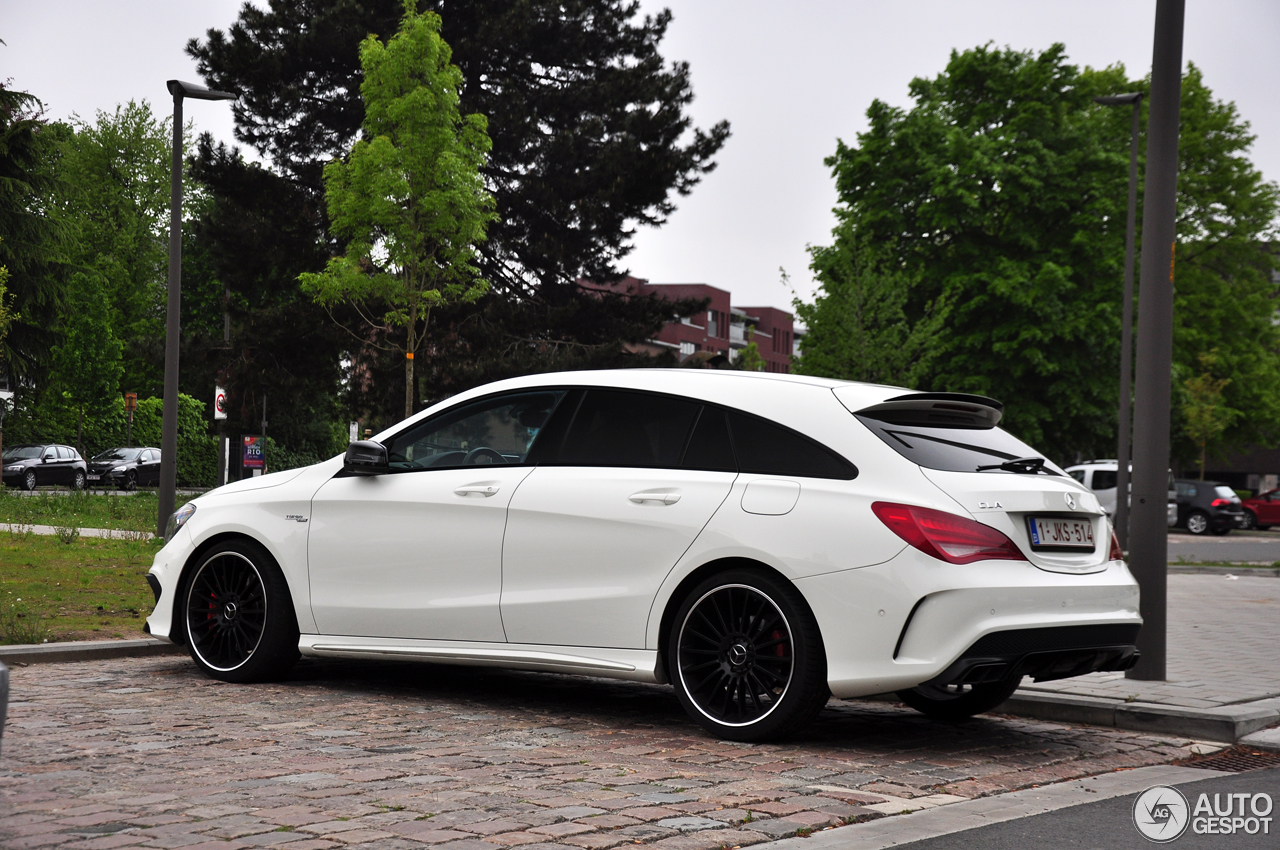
[344,440,389,476]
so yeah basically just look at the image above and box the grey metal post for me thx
[157,80,235,539]
[159,90,184,538]
[1094,92,1144,550]
[1128,0,1185,681]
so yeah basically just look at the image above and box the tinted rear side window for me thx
[1091,471,1117,491]
[681,407,736,472]
[727,411,856,480]
[557,389,700,468]
[855,415,1048,474]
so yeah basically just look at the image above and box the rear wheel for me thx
[1242,510,1257,530]
[1186,510,1211,535]
[71,470,86,491]
[897,676,1022,720]
[669,569,829,741]
[183,539,299,683]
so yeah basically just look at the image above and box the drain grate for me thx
[1179,746,1280,773]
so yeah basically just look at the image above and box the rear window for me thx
[854,416,1051,474]
[1091,470,1117,491]
[1214,485,1238,500]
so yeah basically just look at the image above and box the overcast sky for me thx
[5,1,1279,313]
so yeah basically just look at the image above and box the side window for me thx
[140,451,153,463]
[555,390,700,468]
[726,411,857,480]
[681,407,736,472]
[385,391,564,471]
[42,447,57,460]
[1091,470,1117,491]
[56,446,73,459]
[1068,469,1086,484]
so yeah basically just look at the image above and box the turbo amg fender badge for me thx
[285,514,309,523]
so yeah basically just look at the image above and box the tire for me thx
[1186,510,1211,535]
[1242,510,1257,531]
[71,470,86,491]
[182,539,300,683]
[123,470,137,492]
[668,568,829,742]
[23,470,37,492]
[896,675,1022,720]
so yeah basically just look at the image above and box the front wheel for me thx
[23,470,37,492]
[183,539,299,683]
[669,569,829,741]
[1242,510,1257,531]
[1186,510,1211,535]
[897,676,1022,720]
[122,470,137,492]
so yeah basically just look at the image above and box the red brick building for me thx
[585,276,797,372]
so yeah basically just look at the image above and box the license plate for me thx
[87,474,100,481]
[1027,517,1095,550]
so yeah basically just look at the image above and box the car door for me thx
[500,389,737,649]
[42,446,64,485]
[141,450,161,485]
[307,390,564,642]
[1262,490,1280,525]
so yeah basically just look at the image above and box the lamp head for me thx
[1093,92,1143,106]
[167,80,237,101]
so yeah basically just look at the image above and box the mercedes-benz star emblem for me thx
[1064,492,1077,511]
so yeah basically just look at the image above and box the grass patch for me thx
[0,489,193,535]
[0,534,162,643]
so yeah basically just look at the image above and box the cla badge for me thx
[1064,492,1077,511]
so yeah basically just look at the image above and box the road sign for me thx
[214,386,227,420]
[124,393,138,413]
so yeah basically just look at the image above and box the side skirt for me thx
[298,635,663,684]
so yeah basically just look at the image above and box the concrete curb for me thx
[0,637,183,666]
[1000,689,1280,742]
[1168,564,1280,576]
[754,765,1222,850]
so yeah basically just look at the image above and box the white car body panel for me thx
[145,369,1142,705]
[308,465,535,641]
[500,466,735,648]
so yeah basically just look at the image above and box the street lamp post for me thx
[159,80,236,539]
[1128,0,1185,681]
[1094,92,1143,550]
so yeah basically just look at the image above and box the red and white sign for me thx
[214,386,227,420]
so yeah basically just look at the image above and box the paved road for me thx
[886,766,1280,849]
[1168,530,1280,564]
[0,654,1206,850]
[1022,573,1280,708]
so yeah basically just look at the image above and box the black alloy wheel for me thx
[123,470,137,492]
[23,470,37,491]
[71,470,86,491]
[670,570,828,741]
[897,676,1022,720]
[183,540,299,683]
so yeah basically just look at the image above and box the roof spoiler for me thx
[855,392,1003,429]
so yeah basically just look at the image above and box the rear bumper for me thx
[924,623,1140,687]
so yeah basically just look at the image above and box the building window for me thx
[679,341,697,358]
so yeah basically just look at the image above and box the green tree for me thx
[736,327,766,372]
[792,236,944,387]
[812,44,1279,461]
[48,272,124,451]
[1181,352,1239,480]
[56,101,174,395]
[300,3,495,420]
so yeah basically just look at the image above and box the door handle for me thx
[629,490,681,505]
[454,484,500,497]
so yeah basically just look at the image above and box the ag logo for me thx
[1133,785,1190,842]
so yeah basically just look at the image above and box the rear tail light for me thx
[1109,532,1124,562]
[1210,498,1234,507]
[872,502,1027,564]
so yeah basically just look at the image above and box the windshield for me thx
[93,448,141,462]
[2,446,43,460]
[855,416,1059,475]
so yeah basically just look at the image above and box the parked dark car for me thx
[1,444,88,491]
[1174,479,1245,535]
[1240,489,1280,530]
[87,447,161,490]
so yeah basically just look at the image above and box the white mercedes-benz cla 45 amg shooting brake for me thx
[145,370,1140,740]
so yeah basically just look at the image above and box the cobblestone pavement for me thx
[1,654,1206,850]
[1021,573,1280,707]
